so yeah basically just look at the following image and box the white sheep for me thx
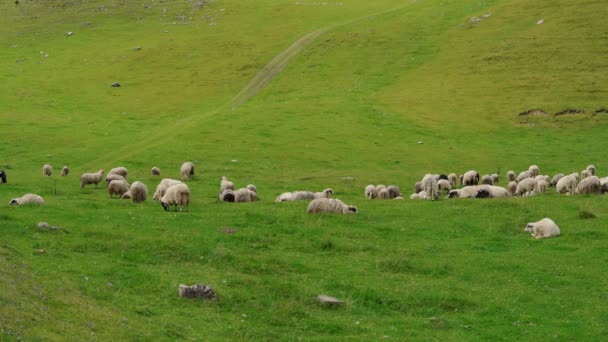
[314,188,333,198]
[528,165,540,177]
[61,166,69,177]
[534,180,549,194]
[437,179,452,194]
[575,176,602,195]
[421,174,438,200]
[462,170,480,186]
[516,170,534,182]
[491,173,499,185]
[534,175,550,183]
[448,173,457,187]
[507,181,518,196]
[9,193,44,206]
[129,181,148,203]
[375,184,387,194]
[600,177,608,194]
[580,169,591,179]
[387,185,401,199]
[219,189,235,202]
[481,175,493,185]
[80,169,105,189]
[307,198,357,214]
[161,183,191,211]
[108,166,128,178]
[416,191,428,199]
[475,185,510,198]
[220,176,234,192]
[414,182,423,194]
[377,188,390,200]
[153,178,183,201]
[275,192,294,202]
[448,186,482,199]
[365,184,377,199]
[151,167,161,176]
[515,178,537,197]
[180,161,195,180]
[106,173,127,187]
[409,193,419,200]
[234,188,257,202]
[556,173,579,195]
[550,173,564,187]
[506,170,516,183]
[586,164,596,176]
[524,218,560,239]
[108,179,129,198]
[43,164,53,177]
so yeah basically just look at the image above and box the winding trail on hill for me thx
[86,3,413,166]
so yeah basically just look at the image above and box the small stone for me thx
[178,284,217,301]
[417,141,424,144]
[66,32,73,36]
[536,19,544,25]
[111,82,121,87]
[317,294,342,305]
[231,159,238,163]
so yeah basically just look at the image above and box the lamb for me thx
[524,218,560,239]
[550,173,564,187]
[377,188,390,199]
[180,161,195,180]
[220,176,235,192]
[580,169,591,179]
[586,165,596,176]
[515,178,537,196]
[43,164,53,177]
[516,170,534,182]
[108,166,128,178]
[421,174,438,200]
[507,181,517,196]
[234,188,257,202]
[491,173,499,185]
[437,179,452,194]
[600,177,608,194]
[506,170,516,183]
[534,175,550,183]
[314,188,333,198]
[128,181,148,203]
[556,173,579,195]
[474,185,510,198]
[80,169,105,189]
[151,167,161,176]
[387,185,401,199]
[9,193,44,206]
[481,175,493,185]
[365,185,377,199]
[219,189,235,202]
[448,173,457,187]
[534,180,549,194]
[106,173,127,187]
[161,183,191,211]
[575,176,602,195]
[414,182,423,194]
[108,179,129,198]
[61,166,69,177]
[462,170,480,186]
[528,165,540,177]
[0,170,6,183]
[307,198,357,214]
[153,178,183,201]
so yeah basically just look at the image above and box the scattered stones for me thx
[595,108,607,114]
[37,222,60,231]
[536,19,544,25]
[178,284,217,301]
[111,82,121,87]
[317,294,343,305]
[518,109,547,117]
[554,108,584,116]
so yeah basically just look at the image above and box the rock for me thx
[111,82,121,87]
[37,222,60,230]
[66,32,73,36]
[536,19,544,25]
[317,294,342,305]
[178,284,217,301]
[417,141,424,144]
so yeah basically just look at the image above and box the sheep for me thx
[247,184,257,193]
[129,181,148,203]
[448,173,457,187]
[275,192,293,202]
[151,167,161,176]
[377,188,390,199]
[550,173,564,187]
[437,179,452,194]
[161,183,191,211]
[234,188,257,202]
[409,193,419,199]
[387,185,401,199]
[219,189,235,202]
[121,191,131,200]
[581,169,591,179]
[375,184,387,194]
[153,178,183,201]
[524,218,560,239]
[528,165,540,177]
[534,175,550,183]
[556,173,579,195]
[220,176,234,192]
[516,170,534,182]
[534,180,549,194]
[80,169,105,189]
[448,186,482,199]
[0,170,7,183]
[365,185,377,199]
[307,198,357,214]
[417,191,428,199]
[43,164,53,177]
[507,181,517,196]
[421,174,438,200]
[481,175,493,185]
[9,193,44,206]
[276,188,330,202]
[515,178,537,197]
[575,176,602,195]
[61,166,69,177]
[314,188,333,199]
[106,173,127,187]
[586,165,596,176]
[108,166,128,178]
[180,161,195,180]
[108,179,129,198]
[491,173,499,185]
[414,182,423,194]
[506,170,516,183]
[600,177,608,194]
[291,191,316,201]
[462,170,480,186]
[394,196,404,200]
[474,185,510,198]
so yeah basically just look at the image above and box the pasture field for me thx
[1,0,607,339]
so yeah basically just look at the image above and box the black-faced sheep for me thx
[524,218,560,239]
[219,189,235,202]
[161,183,191,211]
[437,179,452,194]
[556,173,579,195]
[129,181,148,203]
[462,170,480,186]
[387,185,401,199]
[365,185,377,199]
[180,162,195,180]
[575,176,602,195]
[9,193,44,206]
[515,178,537,197]
[108,166,128,178]
[0,170,6,184]
[550,173,564,187]
[448,186,482,199]
[506,170,516,183]
[422,174,438,200]
[61,166,69,177]
[43,164,53,177]
[80,169,104,189]
[474,185,510,198]
[307,198,357,214]
[108,179,129,198]
[151,167,161,176]
[153,178,183,201]
[220,176,234,192]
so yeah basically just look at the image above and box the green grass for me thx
[1,0,608,339]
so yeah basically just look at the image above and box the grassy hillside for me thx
[1,0,607,339]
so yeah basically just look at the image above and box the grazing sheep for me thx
[448,173,457,187]
[43,164,53,177]
[151,167,161,176]
[422,174,439,200]
[475,185,510,198]
[375,185,387,194]
[378,188,390,199]
[528,165,540,177]
[307,198,357,214]
[108,166,128,178]
[108,179,129,198]
[414,182,423,194]
[586,165,596,175]
[491,173,499,185]
[220,176,234,192]
[524,218,560,239]
[448,186,482,199]
[481,175,493,185]
[153,178,183,201]
[9,193,44,206]
[556,173,579,195]
[506,181,517,196]
[575,176,602,195]
[234,188,257,202]
[365,184,377,199]
[161,183,191,211]
[534,175,550,183]
[180,161,195,180]
[516,170,534,182]
[387,185,401,199]
[534,180,549,194]
[437,179,452,194]
[550,173,565,187]
[581,169,591,179]
[106,173,127,187]
[600,177,608,194]
[459,174,464,186]
[507,170,516,183]
[515,178,537,197]
[462,170,480,186]
[121,191,131,200]
[61,166,69,177]
[129,181,148,203]
[80,169,105,189]
[219,189,235,202]
[0,170,7,183]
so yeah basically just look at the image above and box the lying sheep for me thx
[219,189,235,202]
[409,193,419,199]
[153,178,183,201]
[475,185,510,198]
[108,166,128,178]
[43,164,53,177]
[528,165,540,177]
[9,193,44,206]
[365,184,377,199]
[507,181,517,196]
[575,176,602,195]
[129,181,148,203]
[550,173,564,187]
[524,218,560,239]
[276,188,332,202]
[0,170,6,184]
[161,183,191,211]
[515,178,537,197]
[491,173,499,185]
[61,166,69,177]
[581,169,591,179]
[151,167,161,176]
[422,174,438,200]
[416,191,428,199]
[307,198,357,214]
[481,175,493,185]
[375,185,387,194]
[534,180,549,194]
[80,169,104,189]
[448,186,482,199]
[108,179,129,198]
[378,188,390,199]
[387,185,401,199]
[106,173,127,187]
[180,161,195,180]
[586,164,596,176]
[448,173,457,187]
[556,173,579,195]
[220,176,234,192]
[246,184,257,193]
[234,188,257,202]
[506,170,516,183]
[437,179,452,194]
[462,170,480,186]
